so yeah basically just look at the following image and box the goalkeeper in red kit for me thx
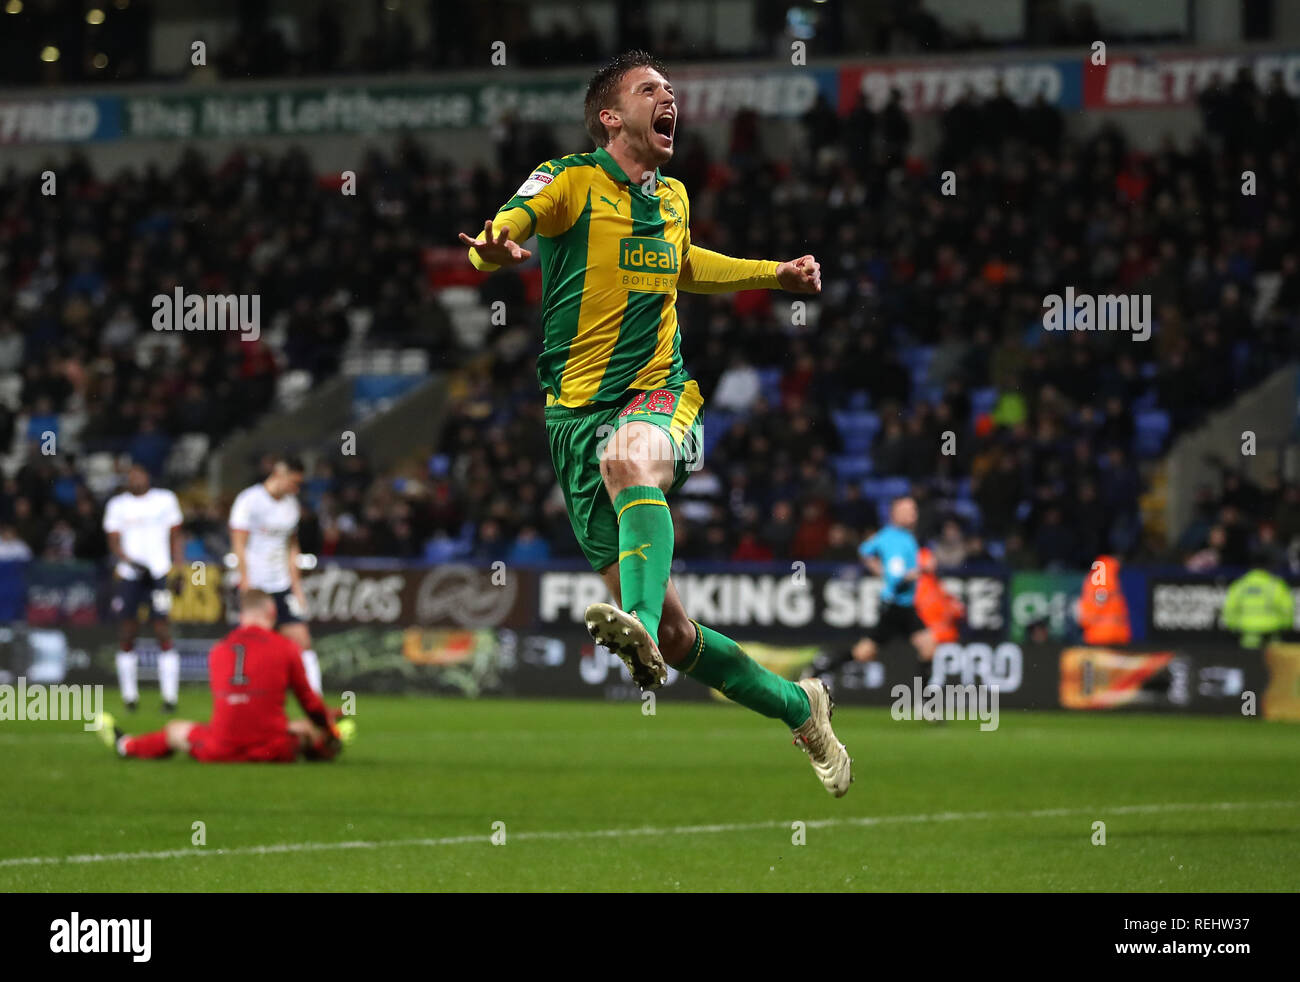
[96,590,352,763]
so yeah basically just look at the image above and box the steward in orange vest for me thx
[1078,554,1131,645]
[915,548,966,643]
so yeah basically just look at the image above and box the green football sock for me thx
[681,621,811,729]
[614,485,674,641]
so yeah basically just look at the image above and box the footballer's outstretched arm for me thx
[679,245,821,294]
[460,217,532,271]
[461,160,580,271]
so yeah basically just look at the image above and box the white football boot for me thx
[584,602,669,690]
[792,678,853,797]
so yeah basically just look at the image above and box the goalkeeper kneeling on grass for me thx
[95,589,355,763]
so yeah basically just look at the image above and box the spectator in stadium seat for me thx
[732,526,774,563]
[835,483,875,536]
[471,519,507,563]
[0,319,23,373]
[1024,92,1063,154]
[1000,532,1034,569]
[801,92,841,163]
[128,419,171,481]
[44,520,76,560]
[1250,522,1287,571]
[12,497,46,555]
[881,88,911,165]
[0,524,33,561]
[1186,524,1227,572]
[506,526,551,564]
[1177,486,1218,555]
[823,523,860,563]
[712,356,761,412]
[763,500,797,556]
[1274,484,1300,545]
[791,500,833,560]
[873,418,908,476]
[1071,480,1106,560]
[1035,506,1079,571]
[931,518,968,569]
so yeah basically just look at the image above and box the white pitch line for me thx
[2,800,1297,870]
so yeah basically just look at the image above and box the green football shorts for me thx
[545,380,704,571]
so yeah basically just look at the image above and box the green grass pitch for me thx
[2,692,1297,892]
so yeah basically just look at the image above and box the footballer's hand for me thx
[776,254,821,294]
[458,220,532,266]
[168,568,184,596]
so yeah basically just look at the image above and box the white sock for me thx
[115,651,139,704]
[158,649,180,704]
[301,650,322,695]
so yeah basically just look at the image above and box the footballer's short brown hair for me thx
[584,50,670,148]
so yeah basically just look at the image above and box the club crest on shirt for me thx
[516,171,554,197]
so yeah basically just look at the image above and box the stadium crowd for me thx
[2,68,1299,574]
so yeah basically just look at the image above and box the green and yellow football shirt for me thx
[468,146,781,408]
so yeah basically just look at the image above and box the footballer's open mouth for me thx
[652,110,675,146]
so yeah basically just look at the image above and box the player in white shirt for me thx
[103,463,185,713]
[229,456,322,693]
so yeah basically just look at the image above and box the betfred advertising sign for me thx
[839,57,1080,113]
[1083,49,1300,109]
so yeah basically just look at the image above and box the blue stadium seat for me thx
[861,476,910,523]
[861,475,910,497]
[423,535,459,563]
[899,347,934,372]
[756,367,783,393]
[848,389,871,410]
[915,384,944,406]
[970,387,998,417]
[1134,409,1171,458]
[701,411,733,457]
[950,498,981,529]
[832,455,873,482]
[901,347,936,391]
[832,410,881,455]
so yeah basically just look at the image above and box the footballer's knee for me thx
[656,611,697,666]
[599,422,674,495]
[600,454,663,497]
